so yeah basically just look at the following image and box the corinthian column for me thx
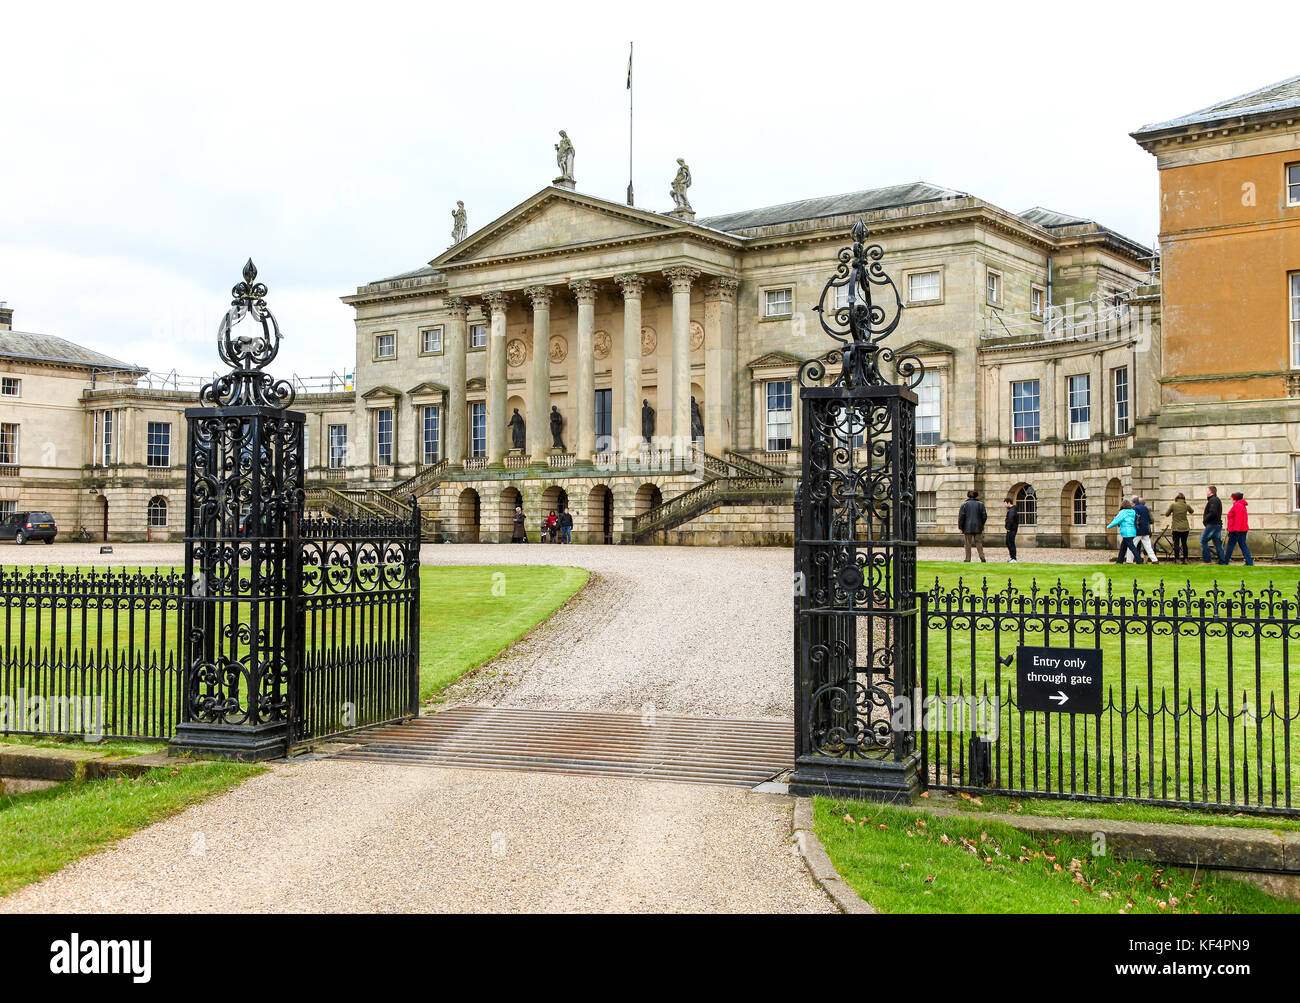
[445,296,469,465]
[570,279,598,462]
[526,286,553,459]
[704,277,739,456]
[484,291,511,465]
[663,267,700,454]
[616,273,645,453]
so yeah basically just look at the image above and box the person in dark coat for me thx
[957,490,987,563]
[558,507,573,544]
[1201,485,1225,564]
[1003,497,1019,563]
[511,505,527,543]
[1132,495,1158,564]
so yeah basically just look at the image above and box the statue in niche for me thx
[549,405,565,450]
[641,398,655,442]
[508,408,526,451]
[690,396,704,441]
[670,158,692,212]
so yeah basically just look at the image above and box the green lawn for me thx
[813,796,1300,914]
[914,559,1300,810]
[0,762,264,896]
[417,565,588,700]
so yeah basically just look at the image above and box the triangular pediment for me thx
[748,351,806,372]
[407,381,448,396]
[432,188,691,267]
[361,385,402,400]
[894,339,954,358]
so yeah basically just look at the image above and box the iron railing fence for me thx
[920,577,1300,815]
[0,567,185,741]
[293,512,421,745]
[1,513,421,748]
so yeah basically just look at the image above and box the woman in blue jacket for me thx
[1107,501,1142,565]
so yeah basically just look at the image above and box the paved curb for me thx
[791,797,874,914]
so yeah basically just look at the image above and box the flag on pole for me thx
[627,43,632,89]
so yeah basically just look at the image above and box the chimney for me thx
[0,302,10,330]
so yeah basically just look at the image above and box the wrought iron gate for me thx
[172,262,419,761]
[790,221,925,801]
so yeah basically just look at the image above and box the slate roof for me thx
[0,330,143,372]
[1018,207,1152,258]
[697,182,968,232]
[1133,74,1300,138]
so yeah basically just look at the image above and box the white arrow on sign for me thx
[1050,690,1069,706]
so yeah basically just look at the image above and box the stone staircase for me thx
[626,450,797,542]
[305,459,450,541]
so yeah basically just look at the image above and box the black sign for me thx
[1016,646,1103,714]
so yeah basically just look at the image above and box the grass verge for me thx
[0,762,263,896]
[419,565,589,700]
[813,797,1300,914]
[936,791,1300,833]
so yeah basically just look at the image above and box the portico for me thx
[414,187,741,474]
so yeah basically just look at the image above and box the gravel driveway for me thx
[1,761,832,914]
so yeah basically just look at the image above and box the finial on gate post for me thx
[200,259,295,409]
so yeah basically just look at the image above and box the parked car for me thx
[0,511,57,544]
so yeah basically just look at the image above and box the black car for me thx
[0,511,57,544]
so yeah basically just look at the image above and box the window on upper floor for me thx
[375,332,396,360]
[470,402,487,457]
[469,323,488,349]
[95,410,117,466]
[146,422,171,467]
[1031,286,1044,317]
[1067,373,1091,440]
[374,408,394,467]
[422,406,441,466]
[1291,272,1300,369]
[0,377,19,397]
[1288,164,1300,207]
[421,327,444,354]
[0,423,16,467]
[986,269,1002,306]
[1011,381,1040,443]
[764,287,793,318]
[916,371,941,446]
[908,271,941,304]
[765,380,793,451]
[328,424,348,469]
[1112,367,1130,436]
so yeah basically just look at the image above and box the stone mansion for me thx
[1,178,1158,546]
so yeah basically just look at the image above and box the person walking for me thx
[1164,492,1193,564]
[558,507,573,544]
[1201,485,1226,564]
[1003,496,1019,563]
[511,505,527,543]
[1222,491,1254,566]
[544,509,558,544]
[1107,500,1142,565]
[1132,495,1158,564]
[958,490,987,563]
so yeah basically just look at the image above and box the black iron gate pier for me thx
[170,261,419,761]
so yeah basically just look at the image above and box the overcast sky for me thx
[2,1,1295,379]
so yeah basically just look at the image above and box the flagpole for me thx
[626,41,634,206]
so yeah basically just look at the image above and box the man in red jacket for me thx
[1221,492,1254,566]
